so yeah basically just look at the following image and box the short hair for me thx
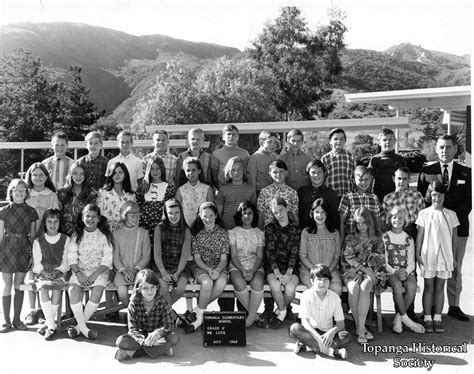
[287,129,304,140]
[269,159,287,171]
[85,131,103,144]
[270,196,287,209]
[153,129,169,139]
[234,200,259,227]
[329,128,346,141]
[6,179,29,202]
[353,207,376,237]
[222,124,239,134]
[354,165,372,178]
[37,208,62,237]
[188,128,204,138]
[182,157,202,171]
[51,131,68,144]
[259,130,278,145]
[378,128,395,138]
[386,205,410,228]
[436,134,457,146]
[223,156,246,184]
[306,159,327,175]
[310,264,333,282]
[430,180,447,195]
[117,130,133,142]
[394,166,411,177]
[120,200,140,221]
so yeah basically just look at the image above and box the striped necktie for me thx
[442,164,449,187]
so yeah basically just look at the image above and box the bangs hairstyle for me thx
[378,128,395,138]
[142,156,167,193]
[306,158,327,177]
[191,201,223,235]
[7,179,30,202]
[25,162,56,192]
[131,269,160,300]
[307,198,338,234]
[64,162,89,187]
[287,129,304,139]
[353,207,377,237]
[74,203,112,246]
[386,205,410,228]
[120,200,140,222]
[85,131,103,144]
[269,159,287,171]
[161,199,188,229]
[223,156,246,184]
[329,128,346,141]
[104,162,133,193]
[270,196,287,209]
[222,124,239,135]
[37,208,62,237]
[310,264,332,282]
[234,200,259,227]
[430,180,447,195]
[60,162,95,203]
[354,165,372,179]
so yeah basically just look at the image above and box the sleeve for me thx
[265,225,278,271]
[127,301,146,344]
[246,155,257,188]
[228,229,237,246]
[210,152,219,170]
[96,189,105,213]
[136,159,144,180]
[415,210,426,227]
[448,210,460,228]
[136,229,151,270]
[29,206,39,222]
[67,237,79,266]
[332,293,344,322]
[288,189,299,214]
[382,234,396,275]
[298,291,311,320]
[112,232,126,272]
[191,234,201,256]
[256,229,265,247]
[51,193,60,210]
[55,236,71,273]
[215,189,224,207]
[287,227,301,268]
[32,239,44,274]
[333,231,341,257]
[159,298,175,333]
[373,196,381,217]
[343,236,363,271]
[338,194,349,216]
[219,228,230,255]
[299,229,308,258]
[100,234,113,268]
[406,235,415,274]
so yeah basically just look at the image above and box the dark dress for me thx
[137,184,176,232]
[58,188,97,236]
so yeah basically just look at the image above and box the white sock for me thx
[424,315,432,321]
[70,302,89,336]
[52,303,60,319]
[83,301,99,322]
[433,314,442,322]
[41,300,55,330]
[276,309,287,321]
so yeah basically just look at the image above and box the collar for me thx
[330,148,346,156]
[289,149,302,156]
[439,160,454,169]
[153,149,170,157]
[186,148,203,157]
[118,152,135,160]
[30,188,53,196]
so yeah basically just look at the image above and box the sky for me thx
[0,0,472,56]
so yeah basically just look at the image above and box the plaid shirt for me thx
[257,183,299,226]
[382,188,425,224]
[76,154,109,190]
[321,149,357,197]
[143,151,177,185]
[128,293,175,345]
[339,191,381,235]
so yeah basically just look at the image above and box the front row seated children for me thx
[32,209,71,340]
[113,201,151,307]
[186,202,229,333]
[229,201,265,327]
[382,205,424,334]
[416,181,459,333]
[115,269,180,361]
[67,204,113,340]
[289,264,351,360]
[299,198,342,296]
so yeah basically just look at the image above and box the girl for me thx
[416,181,459,334]
[113,201,151,307]
[175,157,214,229]
[67,203,113,339]
[383,205,424,334]
[340,207,386,344]
[114,269,180,361]
[299,198,342,295]
[154,199,191,306]
[186,202,229,333]
[32,208,71,340]
[58,161,97,236]
[216,156,256,230]
[97,161,136,232]
[0,179,38,332]
[137,156,176,233]
[264,197,301,329]
[229,200,264,327]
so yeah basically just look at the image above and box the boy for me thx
[368,128,406,203]
[143,130,177,185]
[246,130,279,194]
[321,128,357,199]
[339,165,382,243]
[279,129,311,191]
[106,131,143,192]
[289,264,351,359]
[42,131,74,189]
[175,128,211,187]
[211,124,250,190]
[76,131,109,190]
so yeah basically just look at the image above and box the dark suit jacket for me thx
[417,161,472,236]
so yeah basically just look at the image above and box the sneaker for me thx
[184,324,195,334]
[433,320,445,333]
[356,334,368,344]
[12,320,27,330]
[67,326,79,339]
[0,323,12,333]
[25,311,38,326]
[423,320,434,333]
[254,315,270,329]
[333,348,347,360]
[164,347,174,357]
[364,328,374,340]
[175,314,190,329]
[185,310,197,323]
[37,324,48,335]
[115,349,135,361]
[294,341,306,354]
[36,309,45,323]
[44,328,57,341]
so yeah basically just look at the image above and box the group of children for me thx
[0,124,466,362]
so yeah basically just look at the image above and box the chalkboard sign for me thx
[202,311,246,347]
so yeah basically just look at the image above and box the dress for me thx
[191,226,229,278]
[155,224,188,275]
[264,221,301,276]
[137,183,175,231]
[381,231,414,274]
[228,226,264,273]
[26,188,60,222]
[0,203,38,272]
[96,188,136,232]
[58,188,97,236]
[179,181,210,228]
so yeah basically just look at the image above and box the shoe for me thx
[364,328,374,340]
[433,320,445,333]
[270,318,283,329]
[184,323,196,334]
[25,311,38,326]
[67,326,79,339]
[294,340,306,354]
[285,310,299,323]
[36,309,45,323]
[184,310,197,323]
[333,348,347,360]
[448,306,469,322]
[44,329,57,341]
[12,320,27,330]
[392,314,403,334]
[175,314,190,329]
[401,315,425,333]
[356,334,368,344]
[115,349,135,361]
[86,329,98,340]
[164,347,174,357]
[423,320,434,333]
[0,323,12,333]
[37,324,48,335]
[254,315,270,329]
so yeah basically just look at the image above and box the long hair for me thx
[141,156,167,193]
[36,208,62,238]
[25,162,56,192]
[103,162,132,193]
[191,201,223,236]
[223,156,247,184]
[234,200,259,228]
[353,207,377,238]
[59,162,95,204]
[307,198,338,234]
[131,269,160,301]
[74,203,113,246]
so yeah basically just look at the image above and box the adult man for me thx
[417,135,471,321]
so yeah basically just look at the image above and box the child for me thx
[76,131,109,191]
[299,198,343,296]
[257,160,299,228]
[289,265,351,359]
[154,199,191,306]
[106,130,144,193]
[416,181,459,333]
[113,201,151,307]
[186,202,229,333]
[211,124,250,190]
[216,156,256,230]
[67,204,113,340]
[32,208,70,340]
[42,131,74,190]
[0,179,38,332]
[383,205,424,334]
[114,269,180,361]
[246,130,279,194]
[339,165,382,243]
[340,207,386,344]
[137,156,176,233]
[58,162,97,236]
[175,127,212,187]
[368,128,407,203]
[298,159,340,232]
[279,129,311,192]
[143,130,177,186]
[97,161,136,232]
[229,201,265,327]
[175,157,214,229]
[321,128,357,199]
[264,197,301,329]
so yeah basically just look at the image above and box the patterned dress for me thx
[0,203,38,272]
[191,225,229,278]
[179,181,210,228]
[228,226,264,273]
[137,183,175,232]
[58,188,97,236]
[381,232,412,271]
[96,188,136,232]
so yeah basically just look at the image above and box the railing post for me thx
[20,149,24,178]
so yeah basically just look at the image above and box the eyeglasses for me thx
[12,189,27,192]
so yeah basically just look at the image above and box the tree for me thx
[249,6,347,120]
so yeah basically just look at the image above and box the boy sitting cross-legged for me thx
[289,264,351,359]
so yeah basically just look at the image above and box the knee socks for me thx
[2,295,12,324]
[41,300,55,330]
[13,289,24,323]
[70,302,89,336]
[83,301,99,322]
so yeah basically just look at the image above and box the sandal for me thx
[364,328,374,340]
[357,334,368,344]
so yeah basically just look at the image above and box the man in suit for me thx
[417,135,471,322]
